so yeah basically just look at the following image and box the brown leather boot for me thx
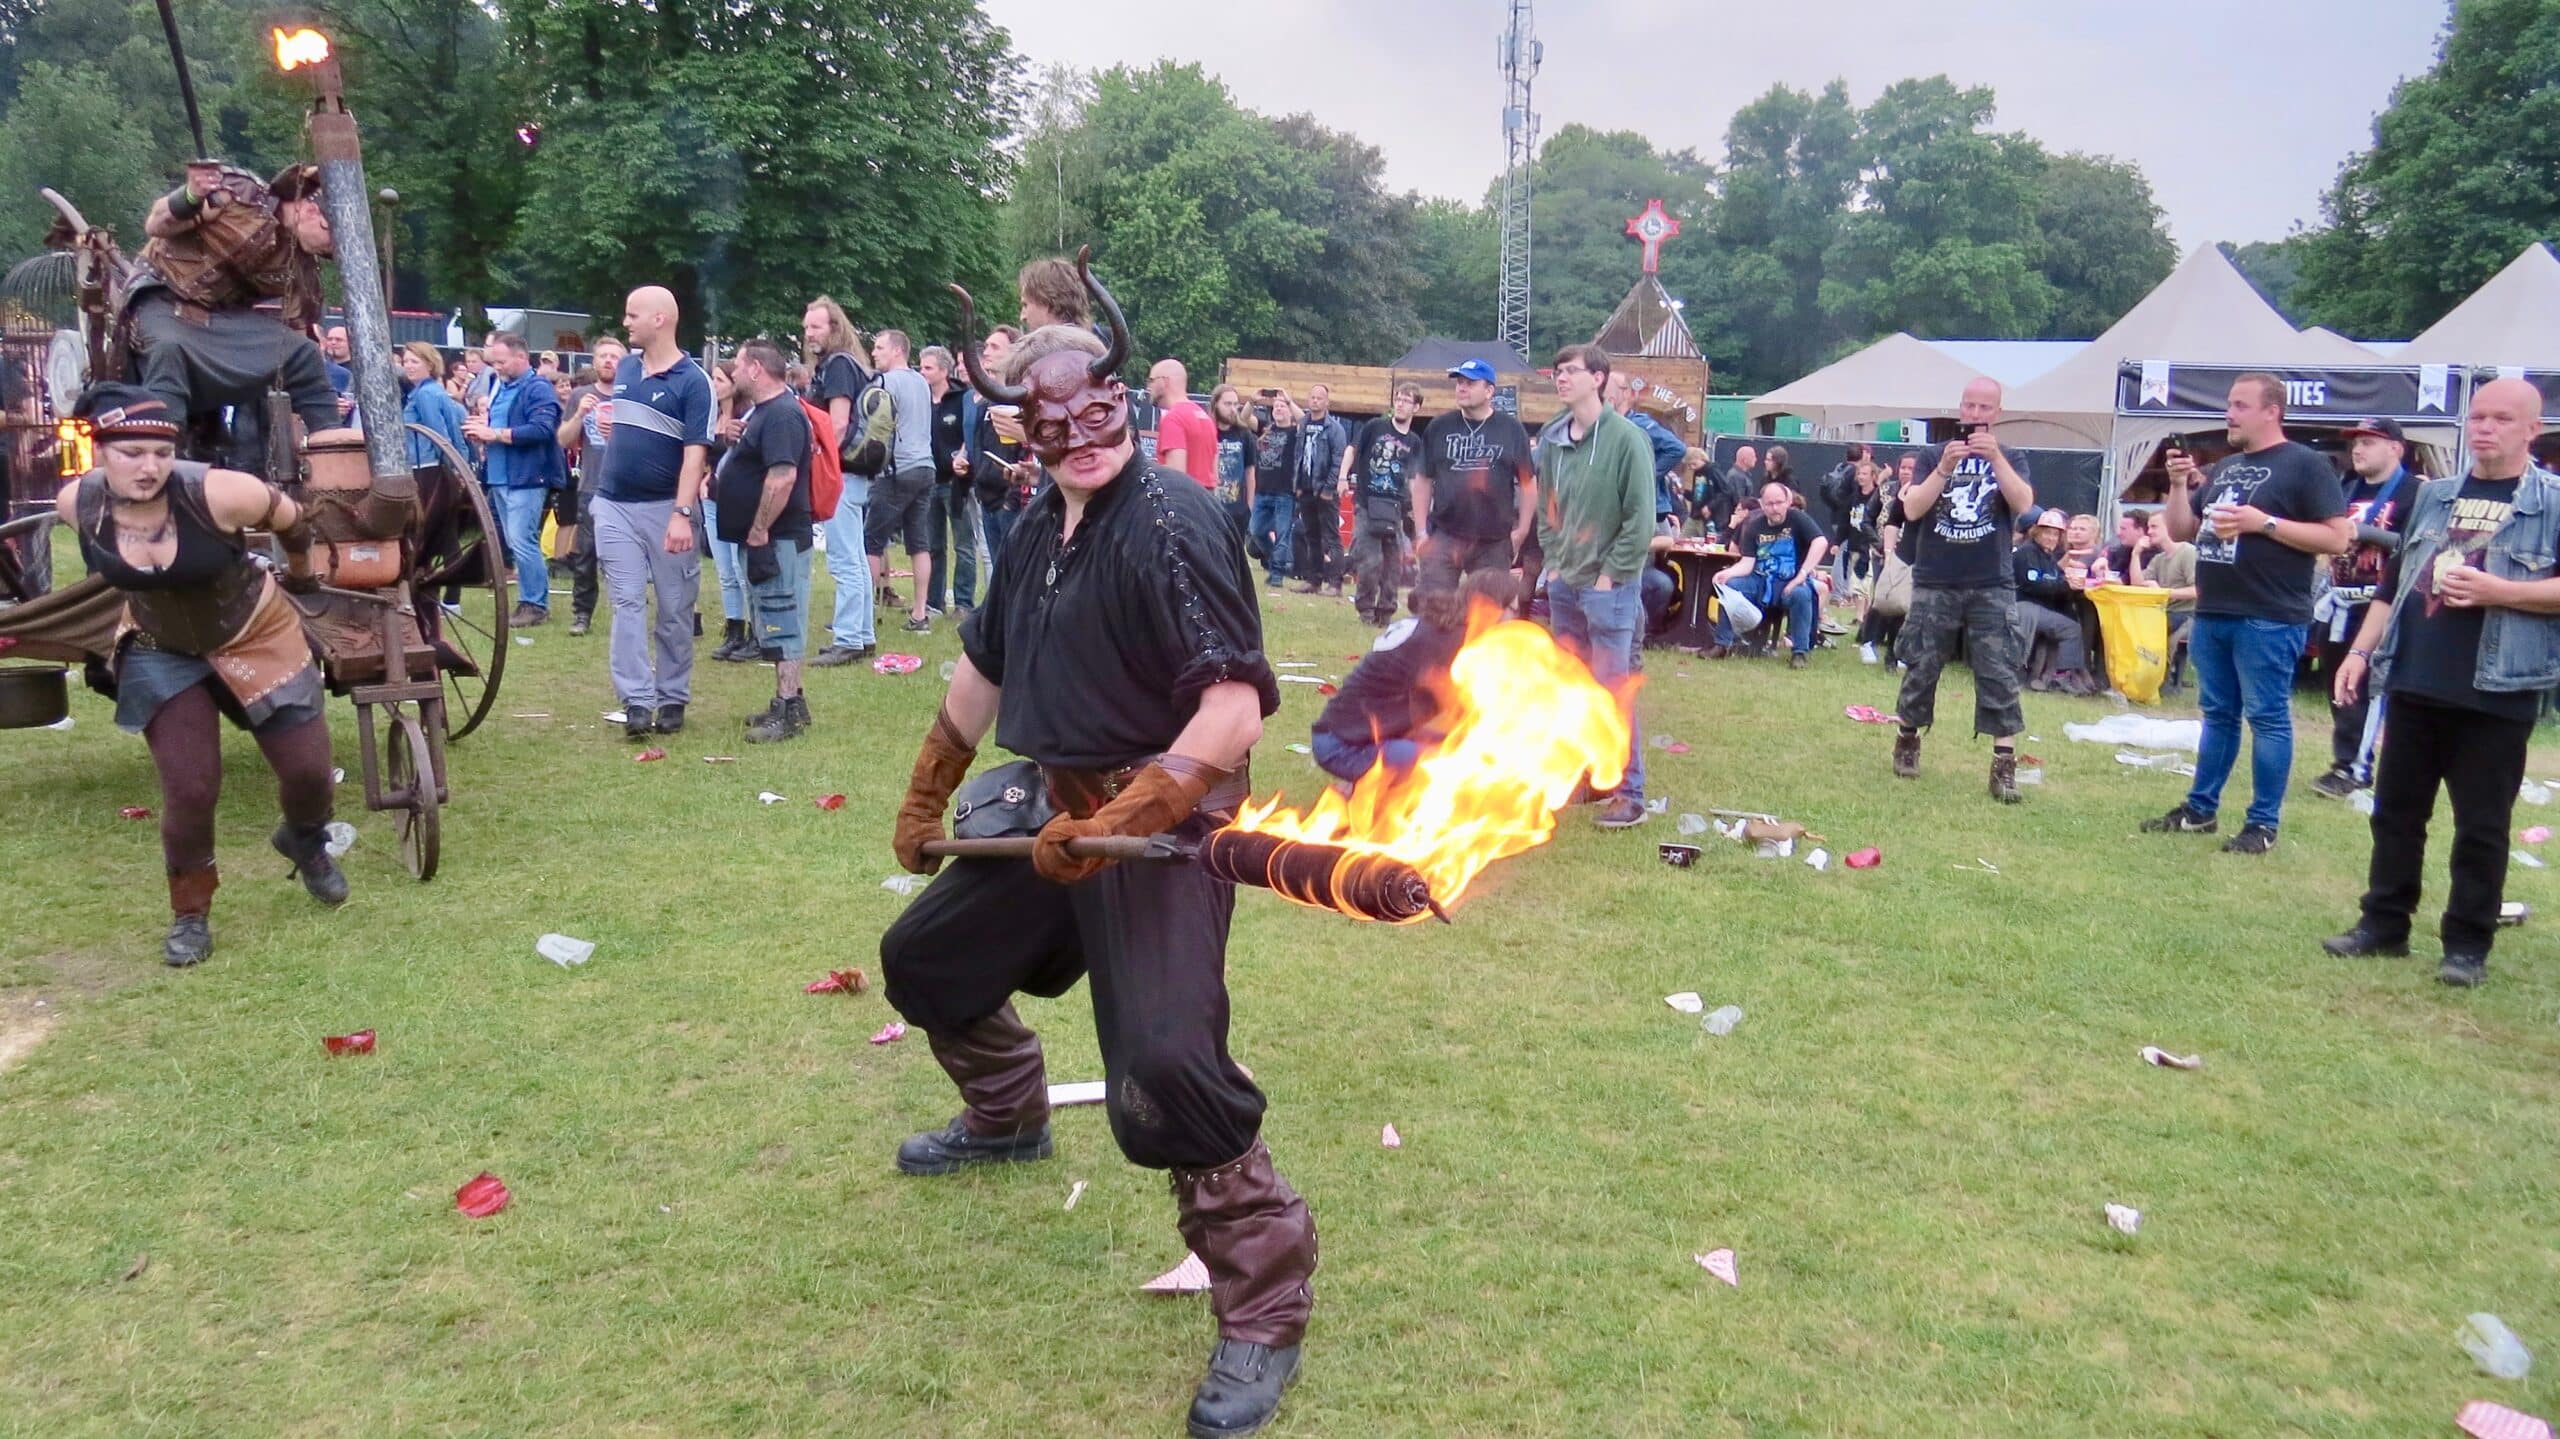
[896,1003,1054,1175]
[1989,750,2022,805]
[1891,730,1921,779]
[164,865,219,967]
[1174,1138,1315,1437]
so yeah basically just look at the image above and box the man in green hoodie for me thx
[1536,343,1657,829]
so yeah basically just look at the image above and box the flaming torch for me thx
[925,607,1631,924]
[270,26,409,489]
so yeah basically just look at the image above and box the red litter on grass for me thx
[1844,847,1883,869]
[805,969,866,995]
[1664,742,1691,755]
[869,1020,907,1045]
[634,747,667,763]
[1317,682,1339,696]
[455,1172,511,1218]
[321,1029,376,1056]
[814,793,846,811]
[119,806,153,820]
[872,653,925,675]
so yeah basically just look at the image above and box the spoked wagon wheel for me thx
[405,424,507,741]
[385,703,441,881]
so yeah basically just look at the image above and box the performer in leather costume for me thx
[881,259,1314,1439]
[122,161,340,445]
[53,385,347,967]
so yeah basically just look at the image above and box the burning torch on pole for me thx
[271,26,409,489]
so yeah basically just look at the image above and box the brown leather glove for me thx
[1031,761,1214,886]
[891,708,977,875]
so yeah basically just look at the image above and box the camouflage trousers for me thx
[1894,584,2025,739]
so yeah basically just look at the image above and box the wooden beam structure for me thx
[1219,354,1709,443]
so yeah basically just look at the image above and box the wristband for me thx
[165,186,204,223]
[2350,648,2373,661]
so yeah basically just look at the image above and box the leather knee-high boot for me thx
[1173,1138,1315,1437]
[894,1002,1054,1175]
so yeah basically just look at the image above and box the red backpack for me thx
[797,398,844,521]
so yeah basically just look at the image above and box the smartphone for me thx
[1257,388,1280,399]
[1960,423,1986,439]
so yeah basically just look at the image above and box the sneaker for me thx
[567,613,591,637]
[653,703,686,735]
[2309,767,2361,800]
[2321,924,2409,958]
[1988,751,2021,805]
[2140,804,2218,835]
[1787,652,1808,671]
[1891,731,1920,779]
[1594,795,1651,829]
[926,606,945,619]
[902,615,933,634]
[2438,951,2489,987]
[1859,642,1879,665]
[2221,823,2279,854]
[807,644,862,668]
[624,705,655,740]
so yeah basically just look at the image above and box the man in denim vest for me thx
[2325,379,2560,987]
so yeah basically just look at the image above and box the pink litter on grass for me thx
[2458,1401,2553,1439]
[1381,1123,1401,1149]
[633,747,667,763]
[872,653,925,675]
[455,1172,511,1219]
[805,969,865,995]
[1843,705,1899,725]
[1141,1253,1212,1294]
[1694,1249,1739,1286]
[2523,826,2551,845]
[869,1020,907,1045]
[1844,847,1883,869]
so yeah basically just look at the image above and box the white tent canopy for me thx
[2000,246,2380,449]
[1743,332,1998,431]
[2397,243,2560,370]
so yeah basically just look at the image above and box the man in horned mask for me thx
[122,160,342,447]
[879,254,1316,1438]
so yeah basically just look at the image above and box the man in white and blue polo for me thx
[593,285,714,738]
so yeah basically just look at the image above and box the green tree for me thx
[503,0,1019,345]
[1409,197,1497,344]
[1706,81,1860,390]
[2034,153,2176,337]
[1819,77,2053,340]
[0,61,166,254]
[2293,0,2560,336]
[2224,237,2310,325]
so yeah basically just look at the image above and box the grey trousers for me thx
[2013,599,2089,675]
[592,495,700,709]
[129,290,339,434]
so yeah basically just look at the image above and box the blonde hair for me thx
[805,296,858,357]
[401,341,446,379]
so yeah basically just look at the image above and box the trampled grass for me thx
[3,559,2557,1437]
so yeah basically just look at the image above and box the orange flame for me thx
[272,27,331,70]
[1231,603,1632,917]
[56,419,93,477]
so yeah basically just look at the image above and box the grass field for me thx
[4,551,2558,1438]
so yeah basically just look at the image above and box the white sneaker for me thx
[1859,642,1879,665]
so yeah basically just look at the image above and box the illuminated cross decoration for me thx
[1625,199,1680,275]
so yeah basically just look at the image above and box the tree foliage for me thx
[2291,0,2560,337]
[1001,62,1419,379]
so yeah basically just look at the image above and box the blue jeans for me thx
[701,496,746,622]
[1251,493,1294,584]
[983,503,1018,575]
[819,486,873,647]
[2184,614,2308,830]
[490,485,550,613]
[1544,577,1645,803]
[1712,570,1819,654]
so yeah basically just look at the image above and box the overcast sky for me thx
[982,0,2449,252]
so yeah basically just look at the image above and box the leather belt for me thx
[1043,756,1250,821]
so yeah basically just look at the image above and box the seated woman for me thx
[54,383,348,967]
[1309,570,1516,787]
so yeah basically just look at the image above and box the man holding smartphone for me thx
[2144,374,2352,853]
[1891,378,2038,802]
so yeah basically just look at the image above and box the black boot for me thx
[270,823,350,906]
[163,866,218,967]
[1187,1340,1303,1439]
[745,694,809,744]
[897,1003,1053,1175]
[712,620,754,662]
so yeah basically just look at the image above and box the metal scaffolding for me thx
[1495,0,1540,360]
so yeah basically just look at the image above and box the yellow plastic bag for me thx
[2086,584,2169,704]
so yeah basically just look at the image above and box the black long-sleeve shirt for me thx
[961,455,1281,769]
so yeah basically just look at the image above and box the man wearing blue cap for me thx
[1414,359,1536,593]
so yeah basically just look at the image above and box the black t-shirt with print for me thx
[712,396,813,547]
[1909,450,2025,590]
[1214,425,1258,507]
[2332,467,2417,595]
[1421,409,1536,541]
[1252,423,1296,499]
[1353,417,1424,501]
[2191,441,2347,624]
[1733,508,1826,584]
[2386,475,2538,721]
